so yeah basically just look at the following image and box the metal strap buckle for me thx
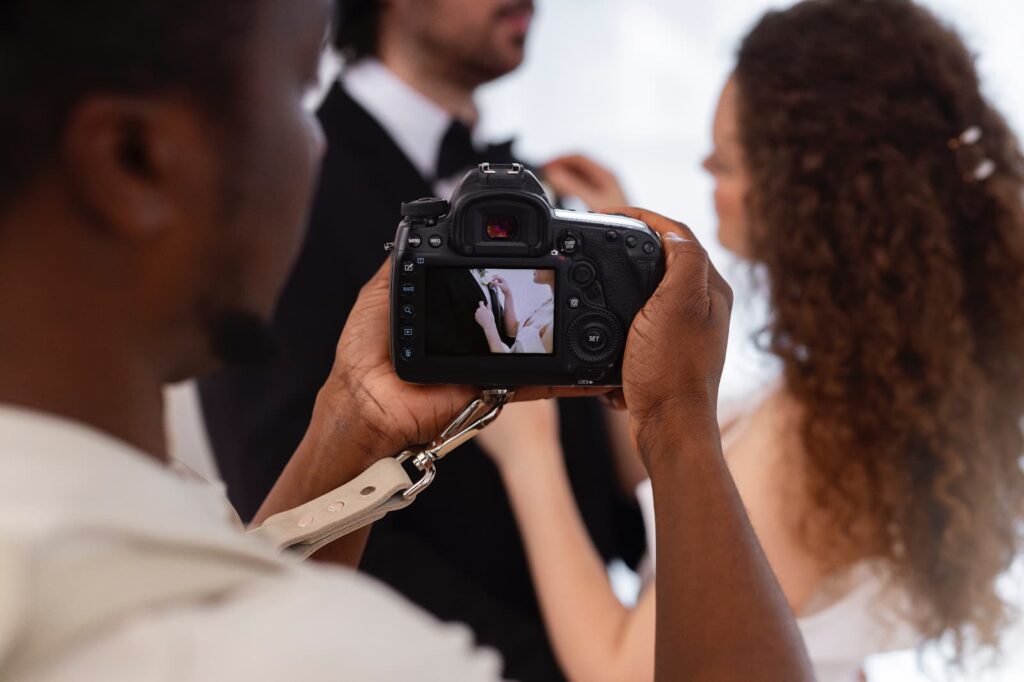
[396,388,515,500]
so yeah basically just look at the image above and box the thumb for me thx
[653,232,712,318]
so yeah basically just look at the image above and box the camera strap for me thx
[250,389,514,559]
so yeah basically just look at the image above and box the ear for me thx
[59,94,220,242]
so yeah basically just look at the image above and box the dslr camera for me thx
[390,163,663,387]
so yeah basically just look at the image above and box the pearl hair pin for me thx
[949,126,996,182]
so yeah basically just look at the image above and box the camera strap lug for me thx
[397,388,515,500]
[250,389,514,558]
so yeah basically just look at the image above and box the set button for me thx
[582,325,608,352]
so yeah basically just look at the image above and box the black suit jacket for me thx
[427,269,512,355]
[198,83,644,682]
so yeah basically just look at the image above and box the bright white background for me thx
[475,1,1024,680]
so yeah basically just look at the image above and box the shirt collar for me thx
[340,57,477,181]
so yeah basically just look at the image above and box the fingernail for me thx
[664,233,688,242]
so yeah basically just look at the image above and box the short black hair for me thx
[0,0,258,210]
[334,0,381,61]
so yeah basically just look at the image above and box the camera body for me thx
[390,163,663,387]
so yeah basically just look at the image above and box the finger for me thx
[359,256,393,298]
[599,390,628,411]
[602,206,699,244]
[545,154,617,186]
[545,165,596,197]
[512,386,612,401]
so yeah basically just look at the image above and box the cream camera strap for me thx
[250,389,514,559]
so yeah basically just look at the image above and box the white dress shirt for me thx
[341,57,486,200]
[0,406,504,681]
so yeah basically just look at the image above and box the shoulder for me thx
[12,563,505,682]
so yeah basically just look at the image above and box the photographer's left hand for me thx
[256,258,608,540]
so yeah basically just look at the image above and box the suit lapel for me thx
[320,83,435,204]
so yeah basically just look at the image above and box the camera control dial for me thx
[568,309,623,364]
[401,197,450,220]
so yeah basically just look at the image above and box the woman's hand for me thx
[489,276,513,299]
[476,398,561,473]
[474,300,498,334]
[544,154,629,211]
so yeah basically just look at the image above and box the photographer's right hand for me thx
[611,208,733,469]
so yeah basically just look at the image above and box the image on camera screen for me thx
[426,268,556,356]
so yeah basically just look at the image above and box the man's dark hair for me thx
[334,0,381,61]
[0,0,257,210]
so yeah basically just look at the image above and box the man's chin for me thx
[205,309,283,368]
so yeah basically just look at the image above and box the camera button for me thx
[582,325,609,352]
[567,296,582,310]
[428,235,443,248]
[400,325,415,340]
[401,259,416,274]
[559,230,581,254]
[570,262,597,286]
[400,304,416,320]
[575,368,607,386]
[642,241,656,255]
[400,346,416,362]
[400,283,417,297]
[606,229,619,242]
[625,235,639,249]
[407,234,423,248]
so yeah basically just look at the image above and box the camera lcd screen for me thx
[425,268,556,356]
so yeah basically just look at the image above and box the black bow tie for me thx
[435,120,516,181]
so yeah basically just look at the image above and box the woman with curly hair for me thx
[476,1,1024,680]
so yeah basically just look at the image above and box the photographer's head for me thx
[0,0,331,381]
[707,0,1024,658]
[337,0,533,88]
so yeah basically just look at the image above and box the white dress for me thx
[635,478,919,682]
[511,299,554,354]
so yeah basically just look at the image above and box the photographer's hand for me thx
[254,259,605,566]
[612,208,814,682]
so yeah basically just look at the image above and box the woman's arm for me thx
[477,400,656,682]
[490,277,520,338]
[474,301,512,353]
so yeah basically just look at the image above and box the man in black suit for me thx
[199,1,642,680]
[427,269,513,355]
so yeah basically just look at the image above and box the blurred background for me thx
[168,1,1024,679]
[473,0,1024,679]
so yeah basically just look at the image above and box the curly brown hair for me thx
[734,0,1024,657]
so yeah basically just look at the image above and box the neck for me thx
[377,35,479,125]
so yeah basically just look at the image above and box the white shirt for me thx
[0,406,505,681]
[341,58,485,200]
